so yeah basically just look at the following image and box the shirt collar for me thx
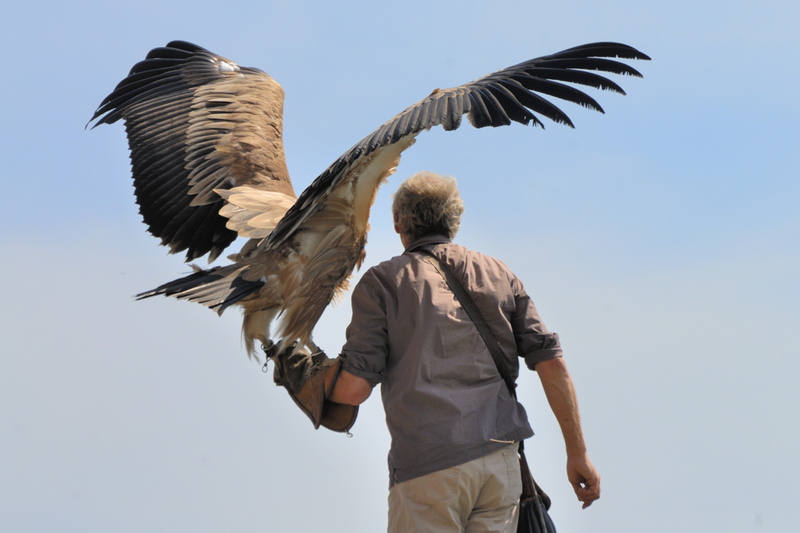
[404,234,452,254]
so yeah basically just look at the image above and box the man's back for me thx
[342,235,560,485]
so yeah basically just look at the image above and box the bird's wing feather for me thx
[89,41,296,262]
[267,42,649,249]
[216,187,298,240]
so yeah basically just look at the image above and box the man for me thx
[326,171,600,532]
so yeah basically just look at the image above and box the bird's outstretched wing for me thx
[267,42,649,249]
[91,41,648,357]
[89,40,296,262]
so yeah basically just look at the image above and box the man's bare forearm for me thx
[536,356,601,508]
[329,369,372,405]
[536,357,586,455]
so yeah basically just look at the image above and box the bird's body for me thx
[90,41,648,360]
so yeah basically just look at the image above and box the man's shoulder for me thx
[360,253,414,282]
[360,239,514,281]
[442,243,510,274]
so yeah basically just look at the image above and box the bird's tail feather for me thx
[137,264,264,314]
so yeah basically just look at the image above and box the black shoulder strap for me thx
[416,248,517,399]
[418,247,544,480]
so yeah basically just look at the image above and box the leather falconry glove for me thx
[269,343,358,433]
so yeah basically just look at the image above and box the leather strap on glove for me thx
[271,345,358,433]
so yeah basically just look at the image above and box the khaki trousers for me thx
[387,444,522,533]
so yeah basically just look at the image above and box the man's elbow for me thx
[534,356,571,382]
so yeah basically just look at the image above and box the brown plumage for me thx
[89,40,648,360]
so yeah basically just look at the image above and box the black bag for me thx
[416,248,557,533]
[518,442,557,533]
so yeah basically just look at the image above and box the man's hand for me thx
[567,454,600,509]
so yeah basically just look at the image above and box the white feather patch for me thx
[217,186,296,238]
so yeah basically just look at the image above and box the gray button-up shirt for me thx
[341,235,562,485]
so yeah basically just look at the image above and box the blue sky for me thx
[2,1,798,531]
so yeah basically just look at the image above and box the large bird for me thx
[90,40,648,360]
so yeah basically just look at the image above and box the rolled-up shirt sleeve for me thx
[510,276,564,370]
[340,270,390,387]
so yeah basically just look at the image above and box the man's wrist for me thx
[565,440,588,458]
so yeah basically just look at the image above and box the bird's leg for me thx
[271,341,303,387]
[306,337,322,354]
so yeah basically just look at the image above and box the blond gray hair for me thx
[392,171,464,240]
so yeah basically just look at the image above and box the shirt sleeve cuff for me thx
[523,350,563,371]
[341,355,384,387]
